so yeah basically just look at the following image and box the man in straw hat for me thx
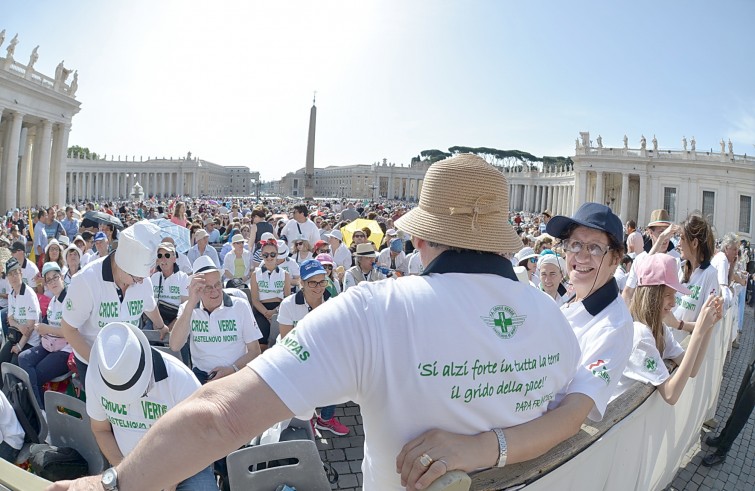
[50,155,589,491]
[621,208,680,305]
[61,221,168,388]
[85,322,217,490]
[343,242,386,290]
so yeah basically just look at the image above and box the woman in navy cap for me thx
[545,202,634,423]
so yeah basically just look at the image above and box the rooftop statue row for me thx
[0,29,78,97]
[579,133,742,158]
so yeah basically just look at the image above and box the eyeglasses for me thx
[323,265,333,270]
[306,280,328,288]
[157,253,172,259]
[44,274,62,284]
[295,242,303,246]
[261,252,278,258]
[563,239,611,257]
[353,234,365,239]
[203,282,223,293]
[529,257,538,264]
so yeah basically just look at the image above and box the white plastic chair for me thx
[44,391,108,475]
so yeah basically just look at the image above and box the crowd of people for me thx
[0,153,753,490]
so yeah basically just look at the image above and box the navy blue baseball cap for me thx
[300,259,326,281]
[546,202,623,245]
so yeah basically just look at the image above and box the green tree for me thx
[68,145,99,160]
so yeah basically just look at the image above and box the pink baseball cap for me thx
[635,254,691,295]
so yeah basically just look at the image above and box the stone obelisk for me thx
[304,94,316,201]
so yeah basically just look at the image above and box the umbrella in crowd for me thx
[82,210,124,230]
[342,219,384,248]
[149,218,191,253]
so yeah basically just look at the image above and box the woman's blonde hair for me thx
[630,284,666,354]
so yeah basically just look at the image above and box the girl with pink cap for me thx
[613,254,723,404]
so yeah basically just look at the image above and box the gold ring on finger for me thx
[419,453,434,467]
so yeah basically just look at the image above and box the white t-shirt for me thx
[281,219,320,250]
[612,321,685,402]
[45,289,72,353]
[86,351,200,456]
[377,249,408,275]
[250,259,580,490]
[292,250,313,266]
[277,258,300,280]
[406,251,424,275]
[0,277,10,308]
[710,252,732,307]
[254,266,289,301]
[0,390,24,450]
[332,244,352,270]
[62,255,157,362]
[175,253,193,275]
[277,290,330,329]
[176,293,262,372]
[614,267,628,292]
[150,270,190,307]
[20,258,39,287]
[9,282,41,347]
[556,280,633,421]
[673,264,720,323]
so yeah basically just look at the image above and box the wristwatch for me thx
[101,467,119,491]
[492,428,508,468]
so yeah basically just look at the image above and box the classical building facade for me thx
[276,158,431,200]
[0,32,80,210]
[65,153,259,201]
[572,131,753,238]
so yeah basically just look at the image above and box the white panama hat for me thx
[89,322,153,403]
[115,221,162,277]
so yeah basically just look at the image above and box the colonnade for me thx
[65,169,198,202]
[508,183,575,216]
[0,109,71,210]
[385,176,422,201]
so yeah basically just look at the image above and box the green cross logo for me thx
[494,311,514,335]
[644,357,657,372]
[482,305,525,340]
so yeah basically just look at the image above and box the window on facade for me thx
[702,191,715,220]
[740,195,752,234]
[663,187,677,221]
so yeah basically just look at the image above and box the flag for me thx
[28,209,36,262]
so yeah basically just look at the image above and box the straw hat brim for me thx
[396,206,522,254]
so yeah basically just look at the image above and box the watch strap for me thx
[492,428,507,468]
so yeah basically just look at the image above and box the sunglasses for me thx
[529,257,538,264]
[323,265,333,270]
[262,252,278,258]
[295,242,303,246]
[157,253,172,259]
[353,234,365,238]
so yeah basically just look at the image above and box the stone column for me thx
[18,126,34,208]
[594,171,604,205]
[49,123,68,205]
[620,173,630,222]
[638,174,648,227]
[192,172,198,196]
[3,111,25,211]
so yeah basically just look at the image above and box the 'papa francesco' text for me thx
[416,353,561,409]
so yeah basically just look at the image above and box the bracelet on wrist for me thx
[492,428,507,468]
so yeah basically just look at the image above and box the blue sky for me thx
[2,0,753,180]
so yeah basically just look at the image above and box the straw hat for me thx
[647,209,672,228]
[353,243,378,257]
[395,154,521,253]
